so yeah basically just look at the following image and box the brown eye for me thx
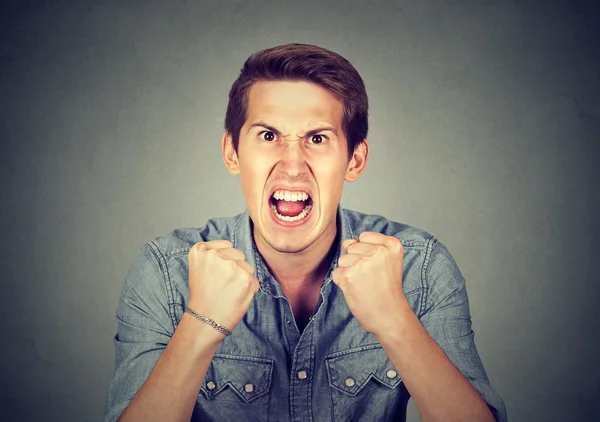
[260,131,276,142]
[310,134,325,144]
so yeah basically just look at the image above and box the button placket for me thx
[289,291,324,421]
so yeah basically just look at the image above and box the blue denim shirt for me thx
[104,206,507,422]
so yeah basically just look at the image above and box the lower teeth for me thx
[271,204,313,222]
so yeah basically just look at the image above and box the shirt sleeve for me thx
[102,243,175,422]
[418,238,508,422]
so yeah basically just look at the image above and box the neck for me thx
[254,222,339,289]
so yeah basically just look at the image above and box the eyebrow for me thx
[248,121,338,137]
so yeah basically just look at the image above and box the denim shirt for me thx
[103,206,507,422]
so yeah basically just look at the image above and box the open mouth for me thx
[269,189,314,223]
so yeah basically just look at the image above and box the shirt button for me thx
[244,383,254,393]
[344,377,356,387]
[286,320,291,324]
[206,381,216,390]
[297,370,308,380]
[386,369,398,379]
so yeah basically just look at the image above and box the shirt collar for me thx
[232,204,355,297]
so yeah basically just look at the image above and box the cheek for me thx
[314,159,348,202]
[239,160,271,203]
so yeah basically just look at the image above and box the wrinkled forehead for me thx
[244,81,344,136]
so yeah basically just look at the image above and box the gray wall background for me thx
[1,0,599,421]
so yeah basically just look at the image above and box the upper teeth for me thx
[272,190,309,202]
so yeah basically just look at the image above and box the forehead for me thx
[245,81,343,130]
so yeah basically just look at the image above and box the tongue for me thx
[275,200,305,217]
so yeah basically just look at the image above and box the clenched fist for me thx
[332,232,409,338]
[187,240,259,334]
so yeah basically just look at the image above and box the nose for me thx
[277,139,308,176]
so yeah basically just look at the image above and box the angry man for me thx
[103,43,508,422]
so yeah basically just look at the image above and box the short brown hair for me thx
[224,43,369,159]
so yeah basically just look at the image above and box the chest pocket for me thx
[194,354,274,422]
[326,345,406,421]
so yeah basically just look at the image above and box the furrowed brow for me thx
[248,121,283,136]
[304,126,338,137]
[247,121,338,138]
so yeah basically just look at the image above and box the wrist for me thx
[373,300,419,344]
[184,305,233,337]
[179,312,226,348]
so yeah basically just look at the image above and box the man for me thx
[103,43,507,422]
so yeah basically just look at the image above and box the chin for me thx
[267,236,315,254]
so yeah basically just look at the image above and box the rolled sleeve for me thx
[103,243,175,422]
[419,238,508,422]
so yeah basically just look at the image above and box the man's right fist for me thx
[187,240,259,334]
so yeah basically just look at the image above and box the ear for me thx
[345,140,369,182]
[222,132,240,175]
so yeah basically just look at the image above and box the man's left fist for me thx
[332,231,408,337]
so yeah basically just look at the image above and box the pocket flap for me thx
[326,345,401,396]
[201,354,274,403]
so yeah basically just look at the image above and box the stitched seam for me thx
[160,250,193,323]
[404,287,423,297]
[238,213,273,296]
[419,236,436,318]
[212,354,274,364]
[325,343,382,358]
[147,241,178,330]
[163,250,191,262]
[344,208,356,240]
[232,213,242,247]
[233,213,270,296]
[307,319,315,422]
[401,241,427,248]
[161,247,192,259]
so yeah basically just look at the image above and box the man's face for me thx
[223,80,367,255]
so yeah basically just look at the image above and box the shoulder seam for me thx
[146,241,178,330]
[419,235,437,317]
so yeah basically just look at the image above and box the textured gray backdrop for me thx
[1,1,599,421]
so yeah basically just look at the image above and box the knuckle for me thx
[243,274,255,288]
[189,242,206,257]
[335,269,349,283]
[391,237,403,251]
